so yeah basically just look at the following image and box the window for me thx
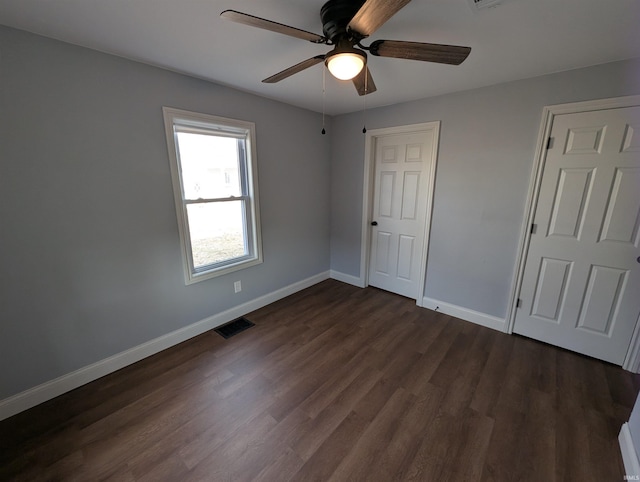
[163,107,262,284]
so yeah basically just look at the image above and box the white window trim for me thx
[162,107,263,284]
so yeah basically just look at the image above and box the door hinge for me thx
[530,223,537,234]
[546,137,554,149]
[516,298,522,308]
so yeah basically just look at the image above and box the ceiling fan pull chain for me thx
[362,67,367,134]
[322,65,327,135]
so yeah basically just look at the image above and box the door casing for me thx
[508,94,640,372]
[360,122,440,305]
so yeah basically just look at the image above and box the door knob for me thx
[371,221,378,226]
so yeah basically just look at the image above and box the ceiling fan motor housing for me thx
[320,0,366,42]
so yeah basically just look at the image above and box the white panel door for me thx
[514,106,640,365]
[368,131,432,298]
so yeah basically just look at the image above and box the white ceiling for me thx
[1,0,638,115]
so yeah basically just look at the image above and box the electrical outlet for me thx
[234,281,242,293]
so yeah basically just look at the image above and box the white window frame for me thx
[162,107,263,284]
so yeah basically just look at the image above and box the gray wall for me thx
[0,26,331,400]
[330,58,640,319]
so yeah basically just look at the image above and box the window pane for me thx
[187,201,247,268]
[176,132,242,200]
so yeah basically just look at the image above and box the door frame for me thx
[359,121,440,306]
[507,94,640,371]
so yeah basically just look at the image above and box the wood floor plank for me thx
[296,346,376,419]
[364,382,446,481]
[292,410,373,481]
[403,408,462,480]
[253,446,305,482]
[470,331,515,416]
[291,365,383,461]
[439,326,494,416]
[1,279,638,481]
[402,316,464,398]
[181,410,278,481]
[327,387,416,481]
[444,408,495,481]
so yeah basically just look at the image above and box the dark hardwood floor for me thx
[1,279,639,481]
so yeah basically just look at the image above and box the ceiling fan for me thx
[221,0,471,96]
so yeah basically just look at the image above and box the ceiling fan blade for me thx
[348,0,413,37]
[262,55,325,83]
[221,10,326,43]
[352,66,377,96]
[369,40,471,65]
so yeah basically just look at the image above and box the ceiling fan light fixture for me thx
[326,52,365,80]
[325,45,366,80]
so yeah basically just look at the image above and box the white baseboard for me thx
[620,423,640,478]
[422,297,506,332]
[0,271,330,422]
[330,270,365,288]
